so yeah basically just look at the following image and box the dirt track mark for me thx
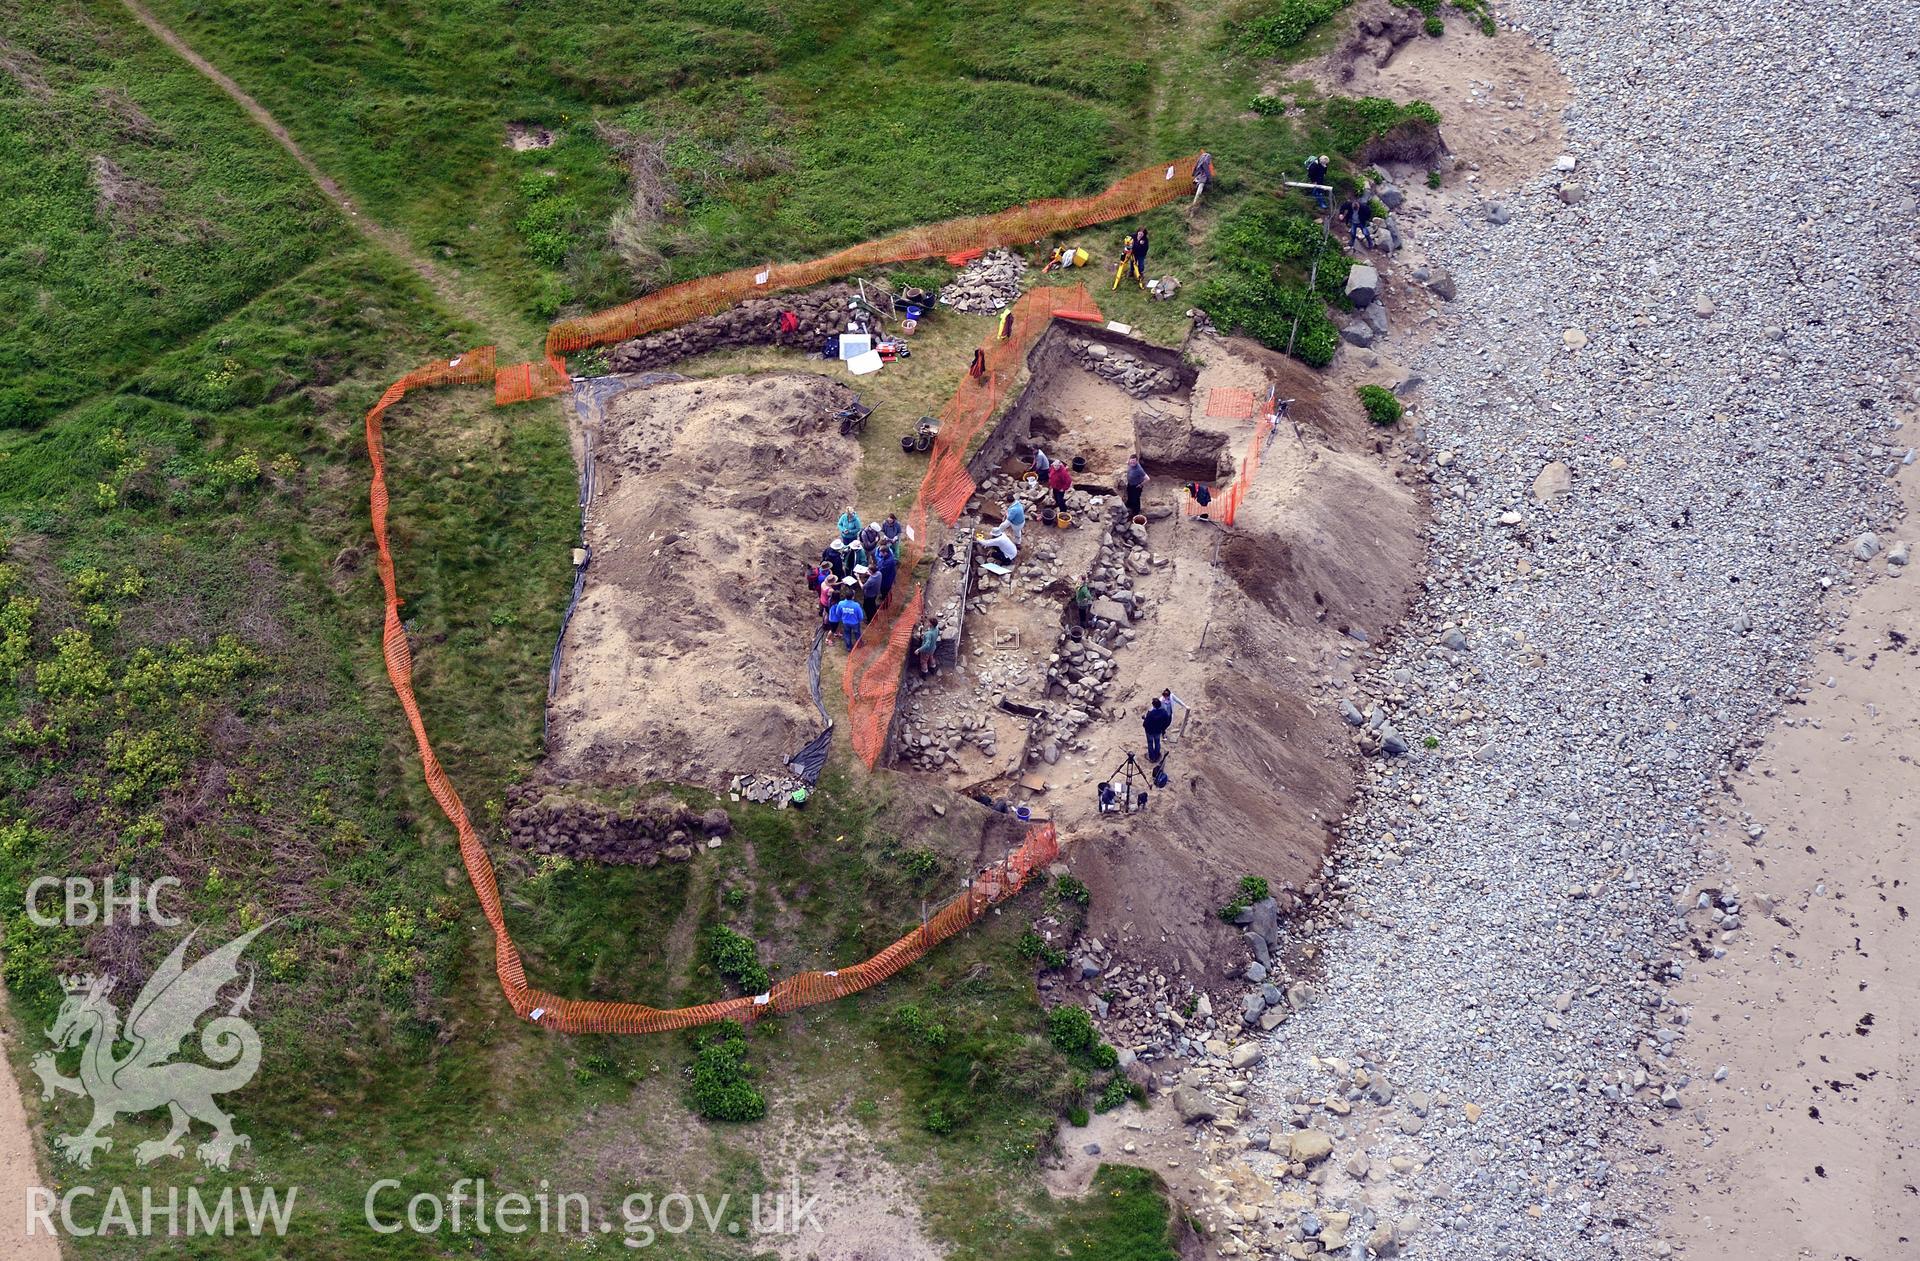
[113,0,529,354]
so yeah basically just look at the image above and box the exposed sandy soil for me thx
[1653,467,1918,1260]
[896,332,1422,984]
[753,1120,943,1261]
[1070,343,1422,981]
[1299,1,1570,193]
[0,1000,58,1261]
[548,373,860,788]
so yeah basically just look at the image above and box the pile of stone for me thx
[504,790,731,865]
[728,772,807,805]
[1077,340,1179,398]
[1145,275,1181,301]
[608,284,856,371]
[895,712,997,772]
[937,249,1026,312]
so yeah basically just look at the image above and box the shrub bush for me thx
[1095,1076,1142,1112]
[689,1022,766,1122]
[1217,875,1272,922]
[1047,1004,1100,1056]
[703,925,770,994]
[1357,384,1403,426]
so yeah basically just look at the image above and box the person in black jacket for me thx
[1351,196,1377,249]
[1304,154,1330,210]
[1142,697,1172,762]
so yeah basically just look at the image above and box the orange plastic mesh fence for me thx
[494,353,572,406]
[841,285,1101,766]
[545,157,1197,359]
[1186,385,1279,529]
[359,159,1206,1034]
[367,349,1063,1033]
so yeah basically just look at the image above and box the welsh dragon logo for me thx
[31,923,271,1170]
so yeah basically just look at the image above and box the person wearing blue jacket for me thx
[1004,498,1027,543]
[837,506,862,543]
[829,588,865,650]
[876,546,898,608]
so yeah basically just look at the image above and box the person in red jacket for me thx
[1047,460,1073,512]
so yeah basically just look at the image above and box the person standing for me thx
[876,545,898,608]
[837,506,862,543]
[859,522,880,555]
[818,573,836,622]
[859,566,881,621]
[1004,497,1027,543]
[1122,455,1148,517]
[1142,697,1172,763]
[1190,150,1214,208]
[881,512,903,549]
[915,621,941,675]
[1130,228,1151,278]
[830,581,864,648]
[1048,460,1073,512]
[1355,195,1377,249]
[1030,447,1051,479]
[1305,154,1330,210]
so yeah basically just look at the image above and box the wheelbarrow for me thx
[899,416,939,453]
[833,399,874,438]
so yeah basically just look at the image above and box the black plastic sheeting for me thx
[785,625,834,784]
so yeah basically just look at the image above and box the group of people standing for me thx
[813,507,903,649]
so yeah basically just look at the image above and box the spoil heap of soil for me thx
[547,373,858,787]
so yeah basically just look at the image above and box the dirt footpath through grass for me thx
[0,1004,57,1261]
[112,0,532,352]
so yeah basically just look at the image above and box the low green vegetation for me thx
[1229,0,1353,56]
[0,2,344,430]
[136,0,1158,316]
[1395,0,1498,37]
[704,923,771,994]
[1217,875,1272,921]
[688,1021,767,1121]
[1358,383,1404,426]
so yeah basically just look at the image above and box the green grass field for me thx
[0,0,1449,1253]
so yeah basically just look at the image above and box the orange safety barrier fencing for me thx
[840,285,1101,766]
[361,158,1208,1034]
[368,347,1062,1032]
[542,157,1197,361]
[1185,384,1281,529]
